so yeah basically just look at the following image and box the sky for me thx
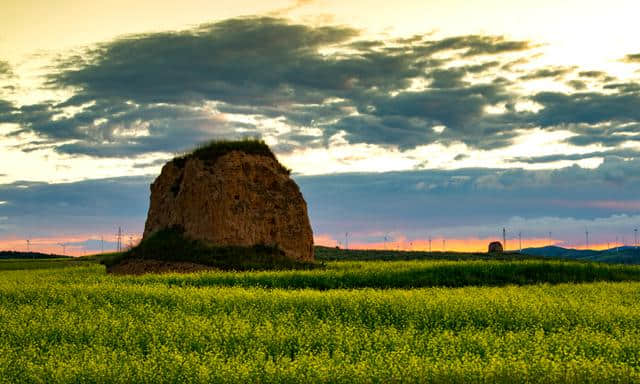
[1,0,640,254]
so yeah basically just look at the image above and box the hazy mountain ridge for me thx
[0,251,69,259]
[522,246,640,264]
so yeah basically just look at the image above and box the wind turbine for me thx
[26,239,33,259]
[502,228,506,251]
[518,232,522,253]
[57,243,66,256]
[116,227,122,252]
[585,229,589,250]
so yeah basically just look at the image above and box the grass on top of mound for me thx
[171,138,286,171]
[101,227,317,271]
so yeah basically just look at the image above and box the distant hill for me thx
[521,245,640,264]
[314,246,545,262]
[0,251,70,260]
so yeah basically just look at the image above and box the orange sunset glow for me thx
[313,235,610,252]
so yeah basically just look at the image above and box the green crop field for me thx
[2,256,640,383]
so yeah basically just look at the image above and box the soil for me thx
[144,150,314,262]
[107,259,215,275]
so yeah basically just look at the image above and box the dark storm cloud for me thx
[517,93,640,148]
[428,68,469,88]
[374,84,508,128]
[415,35,532,57]
[48,17,368,105]
[518,83,640,148]
[512,148,640,164]
[12,101,258,157]
[577,70,616,82]
[579,71,607,78]
[5,16,541,157]
[8,15,640,160]
[0,99,15,116]
[0,177,150,217]
[0,176,152,238]
[0,61,11,77]
[3,160,639,242]
[566,80,587,90]
[298,157,640,240]
[359,83,524,148]
[464,61,501,73]
[603,82,640,93]
[623,53,640,62]
[328,115,438,149]
[531,91,640,126]
[519,66,574,80]
[565,133,640,147]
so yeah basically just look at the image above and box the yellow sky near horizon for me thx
[0,233,612,256]
[2,0,639,66]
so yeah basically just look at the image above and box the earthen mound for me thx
[143,139,314,262]
[488,241,504,253]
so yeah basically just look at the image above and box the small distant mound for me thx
[488,241,503,253]
[104,227,316,274]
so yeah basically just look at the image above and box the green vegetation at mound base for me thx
[102,227,317,272]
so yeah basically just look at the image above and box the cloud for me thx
[566,80,587,90]
[328,114,438,149]
[416,35,532,57]
[8,15,639,161]
[11,101,259,157]
[531,91,640,126]
[519,66,574,80]
[578,70,616,82]
[428,68,469,88]
[511,148,640,164]
[0,176,151,238]
[1,159,639,247]
[297,158,640,243]
[518,90,640,148]
[359,84,523,149]
[49,17,360,106]
[2,16,541,158]
[0,99,14,116]
[0,61,11,77]
[623,53,640,62]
